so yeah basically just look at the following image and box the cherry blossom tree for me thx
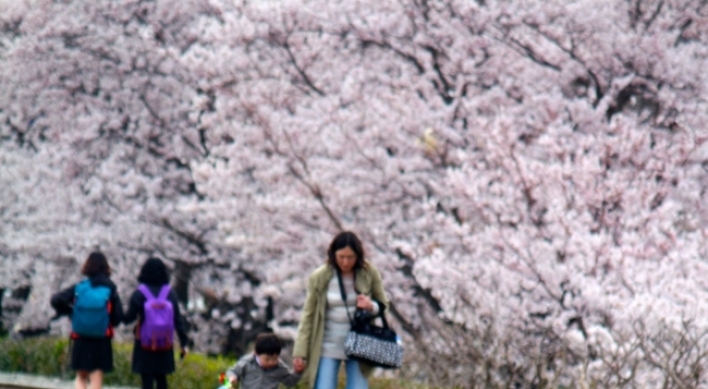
[0,0,237,346]
[2,0,708,387]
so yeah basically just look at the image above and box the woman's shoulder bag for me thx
[336,269,403,369]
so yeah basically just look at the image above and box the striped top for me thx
[321,274,357,360]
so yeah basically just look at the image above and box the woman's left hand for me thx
[356,294,374,312]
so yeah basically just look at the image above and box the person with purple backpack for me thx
[124,258,189,389]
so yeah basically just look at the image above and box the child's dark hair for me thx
[254,333,282,356]
[137,257,170,285]
[81,252,111,276]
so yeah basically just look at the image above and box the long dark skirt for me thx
[131,340,176,375]
[71,337,114,372]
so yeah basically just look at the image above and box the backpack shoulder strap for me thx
[137,284,156,301]
[75,278,89,291]
[157,285,171,301]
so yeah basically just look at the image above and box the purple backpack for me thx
[138,284,174,351]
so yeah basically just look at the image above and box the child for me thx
[123,257,189,389]
[50,252,124,389]
[225,333,302,389]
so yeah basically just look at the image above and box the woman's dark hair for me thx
[326,231,368,271]
[254,333,282,356]
[137,257,170,286]
[81,252,111,276]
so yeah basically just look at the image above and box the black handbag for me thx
[336,269,403,369]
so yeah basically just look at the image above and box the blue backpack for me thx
[72,279,112,337]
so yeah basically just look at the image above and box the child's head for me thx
[81,252,111,276]
[254,333,282,369]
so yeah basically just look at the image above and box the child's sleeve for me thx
[225,359,247,381]
[276,361,303,387]
[109,286,124,326]
[50,285,76,317]
[123,290,142,325]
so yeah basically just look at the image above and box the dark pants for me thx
[141,373,167,389]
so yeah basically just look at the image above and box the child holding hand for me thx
[225,333,303,389]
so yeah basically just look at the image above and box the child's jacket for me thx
[225,354,302,389]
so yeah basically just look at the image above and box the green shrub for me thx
[169,352,234,389]
[0,337,233,389]
[0,337,71,377]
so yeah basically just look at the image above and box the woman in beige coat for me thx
[293,231,389,389]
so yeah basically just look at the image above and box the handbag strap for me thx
[336,267,390,329]
[336,267,356,325]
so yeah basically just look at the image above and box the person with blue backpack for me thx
[124,257,189,389]
[51,252,124,389]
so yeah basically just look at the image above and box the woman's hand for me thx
[293,357,306,373]
[356,294,374,312]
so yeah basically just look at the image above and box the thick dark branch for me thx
[139,93,167,128]
[283,41,325,97]
[287,164,344,231]
[271,127,343,230]
[395,248,445,315]
[588,69,605,107]
[674,19,693,47]
[4,118,37,151]
[502,239,561,302]
[386,302,419,338]
[645,1,664,30]
[198,128,209,156]
[359,38,425,74]
[509,145,537,214]
[157,217,209,256]
[507,37,561,71]
[422,44,454,105]
[522,23,605,105]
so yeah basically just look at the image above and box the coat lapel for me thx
[355,267,372,295]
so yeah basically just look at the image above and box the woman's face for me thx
[335,246,357,274]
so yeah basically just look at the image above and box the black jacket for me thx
[50,273,124,334]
